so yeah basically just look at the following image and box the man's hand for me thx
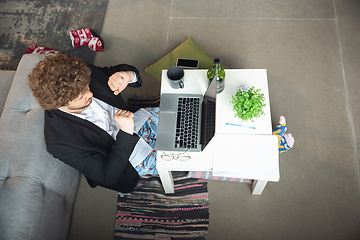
[108,71,135,95]
[114,109,134,135]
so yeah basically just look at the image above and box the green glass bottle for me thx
[207,58,225,93]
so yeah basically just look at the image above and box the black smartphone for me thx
[176,58,199,68]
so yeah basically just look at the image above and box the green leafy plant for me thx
[230,86,266,122]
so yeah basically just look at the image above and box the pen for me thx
[226,123,255,129]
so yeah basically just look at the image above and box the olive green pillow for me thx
[145,37,218,82]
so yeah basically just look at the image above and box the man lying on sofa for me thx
[28,54,159,193]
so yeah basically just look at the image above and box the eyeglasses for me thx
[160,149,191,162]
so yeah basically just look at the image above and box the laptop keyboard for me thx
[175,97,200,149]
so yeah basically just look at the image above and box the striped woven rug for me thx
[115,172,209,240]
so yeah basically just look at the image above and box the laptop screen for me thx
[201,76,217,150]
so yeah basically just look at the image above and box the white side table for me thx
[156,69,279,195]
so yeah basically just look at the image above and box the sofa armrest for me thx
[0,70,15,117]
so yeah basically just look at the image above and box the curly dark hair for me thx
[28,54,91,110]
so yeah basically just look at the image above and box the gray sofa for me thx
[0,54,80,240]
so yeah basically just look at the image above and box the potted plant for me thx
[230,85,266,122]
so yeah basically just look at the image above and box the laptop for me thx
[156,76,217,152]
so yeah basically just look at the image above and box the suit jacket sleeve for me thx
[47,129,140,186]
[88,63,143,88]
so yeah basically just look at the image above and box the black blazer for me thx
[44,64,143,193]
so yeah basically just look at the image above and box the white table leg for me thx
[157,168,174,194]
[252,180,268,195]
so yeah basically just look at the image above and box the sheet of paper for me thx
[212,134,280,182]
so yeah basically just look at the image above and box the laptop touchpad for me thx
[159,111,176,131]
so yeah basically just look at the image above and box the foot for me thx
[69,28,103,52]
[83,37,104,52]
[272,116,287,138]
[25,45,61,54]
[278,133,295,153]
[69,28,93,48]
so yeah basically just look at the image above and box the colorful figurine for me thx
[272,116,295,153]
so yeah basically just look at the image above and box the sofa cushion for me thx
[0,54,79,240]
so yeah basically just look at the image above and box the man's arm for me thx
[47,130,139,186]
[108,72,136,95]
[93,64,143,88]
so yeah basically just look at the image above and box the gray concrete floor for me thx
[68,0,360,239]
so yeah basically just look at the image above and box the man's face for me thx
[65,85,93,113]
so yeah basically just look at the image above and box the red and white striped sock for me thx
[69,28,103,52]
[25,46,61,54]
[69,28,93,48]
[83,37,104,52]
